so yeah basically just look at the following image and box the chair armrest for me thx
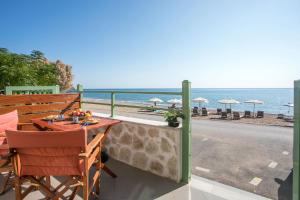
[79,134,104,158]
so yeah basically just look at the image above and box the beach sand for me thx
[83,100,293,128]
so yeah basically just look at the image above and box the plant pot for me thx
[168,121,179,127]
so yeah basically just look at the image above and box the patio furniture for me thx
[233,112,241,120]
[221,112,227,119]
[0,110,18,194]
[31,117,121,178]
[202,108,208,116]
[277,114,284,119]
[192,107,200,116]
[226,108,232,114]
[244,111,251,118]
[217,108,222,115]
[257,111,264,118]
[0,93,81,131]
[6,128,101,200]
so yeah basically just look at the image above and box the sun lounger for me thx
[257,111,264,118]
[221,112,227,119]
[226,108,232,114]
[277,114,284,119]
[217,108,222,115]
[244,110,251,118]
[233,112,241,120]
[192,107,200,116]
[202,109,208,116]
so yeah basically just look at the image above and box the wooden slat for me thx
[0,102,80,115]
[18,110,73,123]
[0,93,80,106]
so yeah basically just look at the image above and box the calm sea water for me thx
[83,88,293,114]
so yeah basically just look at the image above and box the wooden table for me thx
[32,117,121,178]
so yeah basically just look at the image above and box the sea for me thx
[83,88,293,115]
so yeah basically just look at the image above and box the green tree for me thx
[0,48,73,90]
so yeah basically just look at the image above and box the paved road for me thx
[84,105,293,199]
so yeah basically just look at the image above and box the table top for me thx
[32,117,121,131]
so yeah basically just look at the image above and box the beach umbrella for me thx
[167,98,182,105]
[218,99,240,110]
[283,103,294,114]
[148,98,163,106]
[192,97,209,108]
[244,99,264,116]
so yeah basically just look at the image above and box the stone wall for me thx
[103,121,182,182]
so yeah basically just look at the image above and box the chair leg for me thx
[82,175,89,200]
[14,176,22,200]
[0,172,12,194]
[102,164,117,178]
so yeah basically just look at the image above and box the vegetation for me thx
[0,48,73,90]
[164,108,184,123]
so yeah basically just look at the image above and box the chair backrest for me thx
[202,109,208,116]
[0,110,18,134]
[6,129,87,176]
[226,108,232,114]
[217,108,222,114]
[0,93,80,124]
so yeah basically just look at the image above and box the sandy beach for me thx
[83,99,293,128]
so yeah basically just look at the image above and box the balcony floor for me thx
[1,159,270,200]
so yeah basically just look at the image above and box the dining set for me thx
[0,93,121,200]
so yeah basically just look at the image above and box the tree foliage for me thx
[0,48,73,90]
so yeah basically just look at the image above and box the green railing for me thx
[5,85,60,95]
[77,80,192,183]
[294,80,300,200]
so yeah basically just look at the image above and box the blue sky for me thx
[1,0,299,88]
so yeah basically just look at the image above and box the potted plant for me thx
[164,108,184,127]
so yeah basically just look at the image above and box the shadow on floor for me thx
[100,159,185,200]
[275,170,292,200]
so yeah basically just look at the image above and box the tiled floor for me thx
[156,175,271,200]
[1,159,270,200]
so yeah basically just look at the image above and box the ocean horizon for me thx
[83,88,293,115]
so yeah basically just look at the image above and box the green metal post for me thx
[54,85,60,94]
[294,80,300,200]
[181,80,191,183]
[111,92,115,118]
[77,84,83,108]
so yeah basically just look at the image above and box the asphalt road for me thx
[84,105,293,199]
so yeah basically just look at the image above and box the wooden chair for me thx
[6,128,102,200]
[217,108,222,115]
[0,110,18,195]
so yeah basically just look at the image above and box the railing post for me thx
[4,86,12,95]
[294,80,300,200]
[181,80,191,183]
[77,84,83,108]
[111,92,115,118]
[54,85,60,94]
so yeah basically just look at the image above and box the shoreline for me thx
[83,99,293,128]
